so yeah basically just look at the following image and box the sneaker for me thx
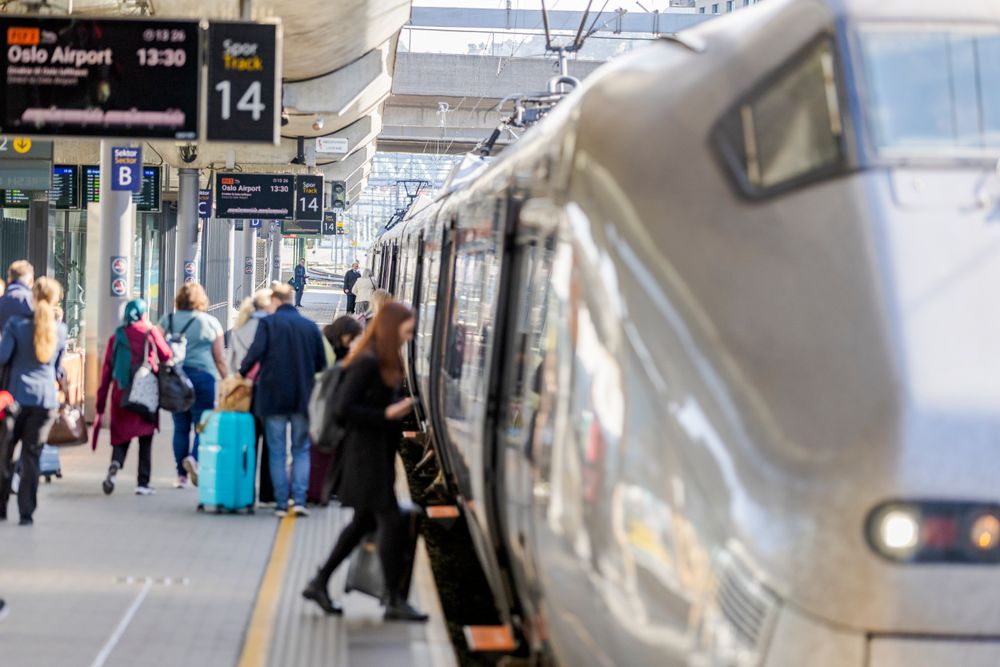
[384,598,429,623]
[275,508,288,518]
[18,517,32,527]
[173,476,189,489]
[182,457,199,487]
[0,598,8,621]
[102,462,120,495]
[135,486,156,496]
[292,505,310,518]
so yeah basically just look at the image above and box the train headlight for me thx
[867,501,1000,564]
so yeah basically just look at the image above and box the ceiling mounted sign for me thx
[0,17,200,139]
[205,21,281,144]
[214,173,294,220]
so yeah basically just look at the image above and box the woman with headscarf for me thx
[302,302,427,622]
[95,299,172,496]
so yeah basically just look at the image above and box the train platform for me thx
[0,289,456,667]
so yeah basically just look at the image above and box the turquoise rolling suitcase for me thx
[197,411,256,514]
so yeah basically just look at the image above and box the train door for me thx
[409,235,427,424]
[427,213,460,489]
[493,198,561,648]
[389,243,400,295]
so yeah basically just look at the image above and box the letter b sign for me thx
[111,146,142,192]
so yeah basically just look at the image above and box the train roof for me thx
[826,0,997,22]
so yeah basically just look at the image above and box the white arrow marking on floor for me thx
[90,577,154,667]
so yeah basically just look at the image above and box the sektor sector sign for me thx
[0,18,200,139]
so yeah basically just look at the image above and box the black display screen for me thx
[51,164,79,209]
[282,219,321,235]
[83,164,158,209]
[206,22,279,143]
[132,166,161,211]
[215,173,294,220]
[0,17,200,139]
[2,189,30,208]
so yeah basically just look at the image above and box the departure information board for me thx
[214,173,294,219]
[0,17,201,139]
[2,189,29,208]
[282,219,321,235]
[83,164,159,210]
[51,164,79,209]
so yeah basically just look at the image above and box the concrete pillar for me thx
[25,191,50,277]
[84,140,136,416]
[270,223,282,284]
[161,206,178,314]
[241,222,256,300]
[175,168,200,287]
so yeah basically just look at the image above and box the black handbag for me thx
[158,362,195,413]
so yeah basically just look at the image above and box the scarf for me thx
[112,299,147,389]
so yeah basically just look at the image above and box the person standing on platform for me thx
[302,302,428,622]
[293,258,308,308]
[351,268,376,315]
[158,283,227,489]
[229,289,276,505]
[343,261,361,314]
[96,299,173,496]
[0,261,34,334]
[0,278,66,526]
[238,282,327,517]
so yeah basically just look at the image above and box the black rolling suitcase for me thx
[345,504,423,601]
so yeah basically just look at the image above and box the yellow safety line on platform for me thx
[237,516,297,667]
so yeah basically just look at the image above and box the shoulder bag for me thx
[47,403,89,446]
[121,333,159,422]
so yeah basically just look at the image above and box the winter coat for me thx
[95,323,172,445]
[352,274,375,301]
[0,316,66,408]
[0,281,33,334]
[239,304,327,417]
[327,353,403,512]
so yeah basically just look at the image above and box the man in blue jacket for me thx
[293,259,307,308]
[0,261,34,334]
[239,282,327,517]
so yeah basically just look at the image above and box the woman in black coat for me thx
[302,302,427,622]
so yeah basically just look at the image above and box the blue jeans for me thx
[264,414,310,510]
[172,368,216,476]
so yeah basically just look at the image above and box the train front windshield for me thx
[855,26,1000,158]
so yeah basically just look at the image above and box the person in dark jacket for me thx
[293,259,307,308]
[302,302,428,622]
[95,299,173,496]
[343,261,361,314]
[0,261,34,335]
[0,278,66,525]
[239,282,327,517]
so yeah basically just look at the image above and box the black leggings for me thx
[0,406,58,521]
[317,508,405,597]
[111,435,153,486]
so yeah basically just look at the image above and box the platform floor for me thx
[0,289,456,667]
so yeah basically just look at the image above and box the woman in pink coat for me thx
[95,299,172,495]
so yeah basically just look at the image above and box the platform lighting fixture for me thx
[867,501,1000,563]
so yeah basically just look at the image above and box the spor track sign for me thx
[0,17,200,139]
[206,21,281,144]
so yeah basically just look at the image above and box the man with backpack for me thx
[239,283,327,517]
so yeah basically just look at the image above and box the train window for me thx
[713,38,844,196]
[856,28,1000,154]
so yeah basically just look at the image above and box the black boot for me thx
[302,577,343,615]
[384,595,428,623]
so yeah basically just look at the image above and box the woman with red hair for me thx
[302,301,427,622]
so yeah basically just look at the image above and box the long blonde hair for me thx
[370,288,390,315]
[32,277,62,363]
[235,288,272,328]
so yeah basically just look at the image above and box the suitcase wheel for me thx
[247,507,255,515]
[56,471,62,479]
[196,504,205,513]
[44,475,52,483]
[215,507,224,515]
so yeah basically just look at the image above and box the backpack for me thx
[165,313,197,365]
[308,364,347,454]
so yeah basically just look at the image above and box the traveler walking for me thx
[158,284,227,488]
[229,289,276,504]
[293,259,308,308]
[95,299,173,496]
[351,268,376,314]
[0,261,34,333]
[322,315,363,362]
[0,278,66,525]
[359,289,391,328]
[343,261,361,314]
[302,302,428,622]
[238,282,327,517]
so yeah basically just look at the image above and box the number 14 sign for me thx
[205,21,282,144]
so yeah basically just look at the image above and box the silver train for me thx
[370,0,1000,664]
